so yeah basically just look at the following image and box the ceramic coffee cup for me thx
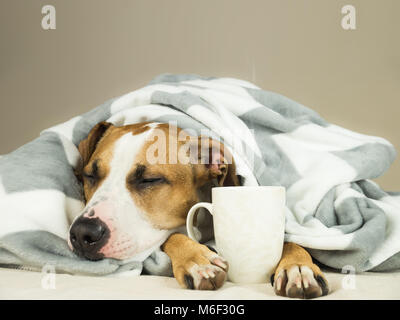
[186,186,286,284]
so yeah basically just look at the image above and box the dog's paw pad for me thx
[273,265,329,299]
[188,264,227,290]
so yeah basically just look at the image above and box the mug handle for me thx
[186,202,213,242]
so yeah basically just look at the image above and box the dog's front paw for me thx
[173,246,229,290]
[271,263,329,299]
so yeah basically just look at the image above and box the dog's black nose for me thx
[69,217,109,260]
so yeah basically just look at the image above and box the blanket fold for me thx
[0,73,399,276]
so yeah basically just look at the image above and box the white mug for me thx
[186,186,286,284]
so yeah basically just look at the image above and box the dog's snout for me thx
[69,216,110,260]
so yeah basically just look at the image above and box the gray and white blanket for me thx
[1,74,399,277]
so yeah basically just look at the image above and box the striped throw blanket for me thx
[0,74,399,276]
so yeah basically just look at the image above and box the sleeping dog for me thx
[68,121,329,298]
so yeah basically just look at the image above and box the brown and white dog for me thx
[68,121,329,298]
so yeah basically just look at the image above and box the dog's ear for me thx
[75,121,113,179]
[190,136,240,187]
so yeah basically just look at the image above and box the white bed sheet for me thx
[1,267,399,300]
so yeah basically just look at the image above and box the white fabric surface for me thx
[1,267,399,300]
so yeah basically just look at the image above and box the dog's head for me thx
[68,121,239,261]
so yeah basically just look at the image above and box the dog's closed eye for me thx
[82,172,99,185]
[127,164,170,190]
[82,160,101,185]
[128,176,169,190]
[140,177,164,184]
[138,177,166,188]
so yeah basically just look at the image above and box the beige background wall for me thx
[0,0,399,189]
